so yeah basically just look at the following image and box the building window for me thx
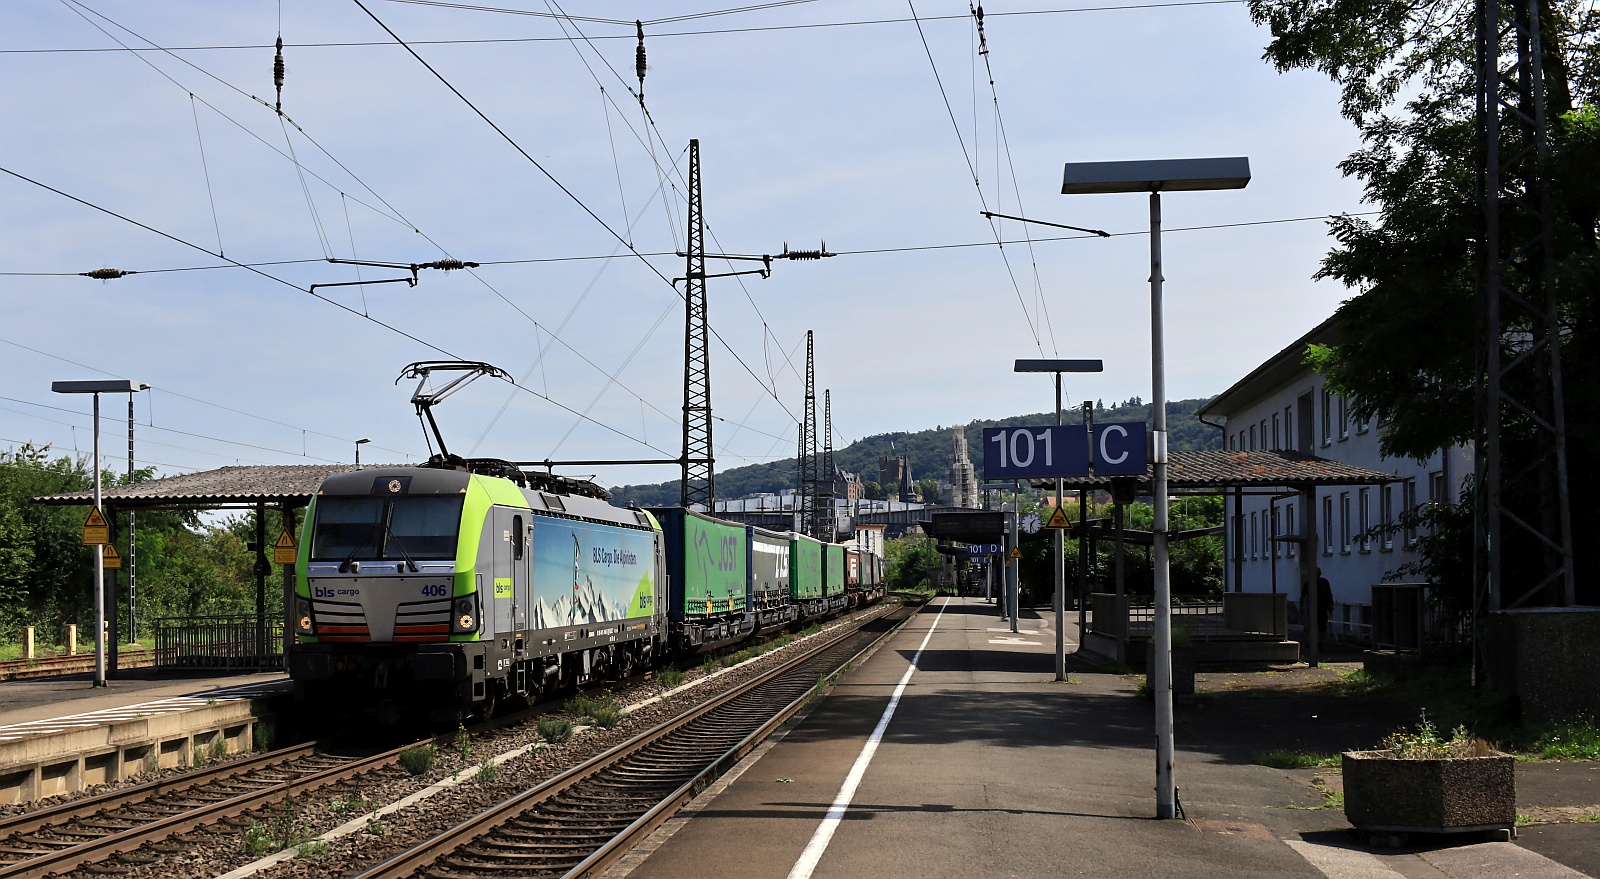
[1358,488,1371,552]
[1429,469,1447,505]
[1284,405,1294,450]
[1380,484,1394,551]
[1286,503,1297,558]
[1338,396,1350,440]
[1272,507,1282,558]
[1321,390,1333,446]
[1237,431,1245,450]
[1229,433,1237,451]
[1272,413,1281,450]
[1260,419,1268,450]
[1323,495,1334,555]
[1356,409,1370,434]
[1339,492,1352,553]
[1403,478,1418,546]
[1250,511,1258,559]
[1249,424,1257,451]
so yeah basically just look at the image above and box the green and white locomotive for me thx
[288,462,665,717]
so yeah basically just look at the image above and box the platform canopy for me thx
[1028,449,1395,491]
[32,464,371,510]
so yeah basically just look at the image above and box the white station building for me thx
[1197,315,1472,642]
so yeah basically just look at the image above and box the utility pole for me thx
[681,139,714,510]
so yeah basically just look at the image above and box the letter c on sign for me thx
[1100,425,1130,465]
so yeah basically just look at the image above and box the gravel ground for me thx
[52,603,895,879]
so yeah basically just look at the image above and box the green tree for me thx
[885,536,941,593]
[1247,0,1600,602]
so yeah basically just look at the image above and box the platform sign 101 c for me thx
[983,422,1149,480]
[982,425,1091,479]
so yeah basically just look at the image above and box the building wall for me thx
[1217,373,1471,642]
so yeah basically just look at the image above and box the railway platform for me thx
[0,668,289,805]
[611,596,1600,879]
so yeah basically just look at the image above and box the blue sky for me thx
[0,1,1365,489]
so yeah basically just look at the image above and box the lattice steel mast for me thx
[798,330,819,538]
[821,389,836,541]
[681,139,714,510]
[1475,0,1575,613]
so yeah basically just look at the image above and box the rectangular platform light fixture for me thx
[1061,157,1251,194]
[51,380,149,394]
[1013,359,1104,373]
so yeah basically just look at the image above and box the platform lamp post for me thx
[1061,156,1250,820]
[52,379,148,688]
[355,438,371,469]
[1014,359,1103,683]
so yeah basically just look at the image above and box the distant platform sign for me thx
[966,543,1003,556]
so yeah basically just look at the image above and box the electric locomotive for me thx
[287,462,665,719]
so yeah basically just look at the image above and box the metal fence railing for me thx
[1126,600,1227,639]
[154,616,283,671]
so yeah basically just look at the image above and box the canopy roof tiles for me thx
[32,464,369,509]
[1032,450,1395,490]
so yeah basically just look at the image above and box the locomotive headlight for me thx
[295,598,314,633]
[451,595,479,634]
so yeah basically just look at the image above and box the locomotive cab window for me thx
[512,515,525,560]
[312,495,464,561]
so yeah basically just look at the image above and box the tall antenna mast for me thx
[681,139,713,510]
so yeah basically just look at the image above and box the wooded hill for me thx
[610,397,1221,506]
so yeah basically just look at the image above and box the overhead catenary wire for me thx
[0,336,417,460]
[906,0,1044,355]
[52,0,712,460]
[352,0,804,436]
[0,164,673,458]
[7,2,1248,54]
[0,211,1378,278]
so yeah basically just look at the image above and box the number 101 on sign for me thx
[982,426,1090,479]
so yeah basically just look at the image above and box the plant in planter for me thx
[1342,717,1515,840]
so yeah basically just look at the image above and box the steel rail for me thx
[0,741,409,877]
[352,600,915,879]
[0,651,158,680]
[0,743,324,841]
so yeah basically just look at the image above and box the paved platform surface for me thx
[615,597,1599,879]
[0,668,288,734]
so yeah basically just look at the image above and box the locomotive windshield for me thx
[311,495,464,561]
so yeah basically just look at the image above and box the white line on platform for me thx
[784,598,948,879]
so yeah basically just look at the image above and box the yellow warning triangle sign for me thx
[1009,547,1022,559]
[273,528,298,565]
[1044,505,1072,530]
[82,507,110,545]
[101,543,122,569]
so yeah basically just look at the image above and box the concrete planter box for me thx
[1342,750,1515,834]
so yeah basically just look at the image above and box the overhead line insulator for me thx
[82,268,132,280]
[273,35,286,113]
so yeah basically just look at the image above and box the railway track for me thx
[0,740,396,878]
[354,599,917,879]
[0,651,158,681]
